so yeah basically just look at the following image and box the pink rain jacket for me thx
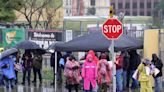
[82,54,97,90]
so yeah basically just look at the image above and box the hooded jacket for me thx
[82,54,97,90]
[88,50,99,65]
[0,57,16,79]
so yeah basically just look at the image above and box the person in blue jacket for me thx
[0,55,16,89]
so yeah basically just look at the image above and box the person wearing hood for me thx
[137,59,153,92]
[64,55,81,92]
[97,53,111,92]
[0,55,16,89]
[151,53,163,92]
[82,53,97,92]
[88,50,99,65]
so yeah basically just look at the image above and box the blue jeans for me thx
[123,71,127,89]
[129,70,139,88]
[116,69,123,91]
[155,77,163,92]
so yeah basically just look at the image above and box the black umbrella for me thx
[15,40,40,49]
[0,48,18,60]
[31,49,46,54]
[50,31,143,52]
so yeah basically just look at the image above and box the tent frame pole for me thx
[55,51,57,92]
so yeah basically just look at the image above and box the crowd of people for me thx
[0,49,43,89]
[52,50,163,92]
[0,49,163,92]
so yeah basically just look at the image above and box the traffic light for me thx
[109,6,114,18]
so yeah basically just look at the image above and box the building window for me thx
[154,2,159,8]
[113,4,115,9]
[66,0,68,5]
[126,11,130,16]
[133,11,137,16]
[118,3,123,9]
[70,0,72,5]
[133,2,137,9]
[125,3,130,9]
[70,9,71,14]
[90,0,95,6]
[147,2,151,8]
[66,9,69,16]
[140,2,144,9]
[147,11,151,16]
[140,11,144,15]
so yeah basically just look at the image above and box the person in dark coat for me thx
[122,51,129,90]
[21,50,32,85]
[127,50,141,89]
[32,52,43,85]
[151,53,163,92]
[14,51,21,85]
[50,52,62,85]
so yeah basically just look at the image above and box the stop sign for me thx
[102,18,123,39]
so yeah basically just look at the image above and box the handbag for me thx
[132,69,139,80]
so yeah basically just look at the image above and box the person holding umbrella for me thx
[0,48,18,89]
[82,53,97,92]
[21,50,33,85]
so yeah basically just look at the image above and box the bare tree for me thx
[13,0,52,28]
[43,0,62,29]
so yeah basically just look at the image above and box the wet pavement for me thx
[0,82,163,92]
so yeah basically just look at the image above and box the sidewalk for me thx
[0,81,163,92]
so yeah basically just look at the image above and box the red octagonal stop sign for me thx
[102,18,123,39]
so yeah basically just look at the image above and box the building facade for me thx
[63,0,162,16]
[111,0,161,16]
[63,0,110,16]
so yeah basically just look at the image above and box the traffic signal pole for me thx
[109,4,116,92]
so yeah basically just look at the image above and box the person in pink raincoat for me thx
[97,53,111,92]
[64,55,82,92]
[88,50,99,65]
[82,54,97,92]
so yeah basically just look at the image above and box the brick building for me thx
[111,0,161,16]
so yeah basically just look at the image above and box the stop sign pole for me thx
[102,6,123,92]
[109,6,116,92]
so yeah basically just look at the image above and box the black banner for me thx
[28,30,62,49]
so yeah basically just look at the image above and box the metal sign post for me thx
[111,39,116,92]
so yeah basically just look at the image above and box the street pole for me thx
[109,3,116,92]
[110,39,116,92]
[55,52,57,92]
